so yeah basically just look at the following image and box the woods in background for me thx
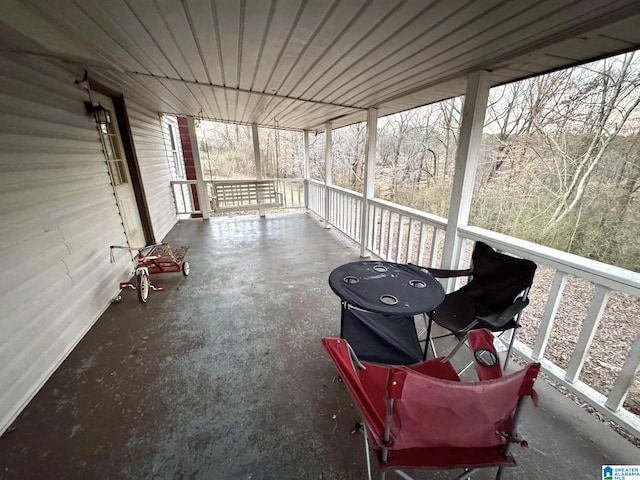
[196,51,640,272]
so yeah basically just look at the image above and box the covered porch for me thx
[0,214,638,479]
[2,1,640,477]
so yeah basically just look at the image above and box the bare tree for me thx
[540,53,640,229]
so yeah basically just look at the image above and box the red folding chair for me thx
[322,329,540,480]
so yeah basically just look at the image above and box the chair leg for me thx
[504,328,517,370]
[423,314,433,360]
[453,468,479,480]
[429,336,438,359]
[442,335,469,363]
[394,470,414,479]
[363,423,373,480]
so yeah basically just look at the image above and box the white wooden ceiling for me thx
[2,0,640,131]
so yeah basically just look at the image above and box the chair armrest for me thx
[477,298,529,328]
[409,263,473,278]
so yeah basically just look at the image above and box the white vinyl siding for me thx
[126,103,177,241]
[0,53,177,434]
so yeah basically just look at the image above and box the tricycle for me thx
[110,243,189,303]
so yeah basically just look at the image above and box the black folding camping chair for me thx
[415,241,537,369]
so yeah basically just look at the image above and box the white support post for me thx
[441,70,491,277]
[303,130,310,211]
[565,285,611,383]
[186,116,210,219]
[360,108,378,257]
[324,122,332,229]
[252,123,262,181]
[251,124,265,217]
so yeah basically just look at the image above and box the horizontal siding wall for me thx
[126,102,177,241]
[0,53,175,435]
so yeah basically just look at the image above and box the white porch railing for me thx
[275,178,305,209]
[327,184,362,240]
[307,179,326,218]
[307,182,640,438]
[170,180,200,215]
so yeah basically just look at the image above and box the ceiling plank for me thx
[183,0,224,85]
[154,0,209,83]
[72,0,164,76]
[238,0,273,91]
[250,0,310,94]
[283,0,402,98]
[213,0,242,88]
[126,0,196,82]
[275,0,369,96]
[340,0,640,108]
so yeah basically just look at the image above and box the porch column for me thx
[441,70,491,275]
[303,130,310,211]
[252,123,262,181]
[186,116,210,219]
[359,108,378,258]
[251,123,266,217]
[324,122,332,229]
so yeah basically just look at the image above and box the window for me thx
[98,112,128,186]
[168,122,185,178]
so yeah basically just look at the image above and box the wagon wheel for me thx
[137,272,150,303]
[181,261,190,277]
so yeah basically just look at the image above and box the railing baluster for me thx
[386,212,394,261]
[180,183,188,213]
[606,331,640,411]
[532,271,568,360]
[378,209,387,257]
[406,219,416,264]
[350,197,355,238]
[417,223,426,266]
[395,215,403,263]
[429,228,440,268]
[565,285,612,383]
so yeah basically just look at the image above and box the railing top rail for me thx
[308,178,325,187]
[370,198,448,229]
[170,180,197,184]
[326,184,363,198]
[460,225,640,296]
[206,179,279,186]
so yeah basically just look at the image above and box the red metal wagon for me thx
[110,243,189,303]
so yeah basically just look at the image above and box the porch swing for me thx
[209,123,284,212]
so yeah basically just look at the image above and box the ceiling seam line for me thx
[294,0,411,100]
[307,0,456,102]
[254,0,312,122]
[321,0,508,106]
[70,0,158,75]
[123,0,182,79]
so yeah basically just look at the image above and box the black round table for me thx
[328,261,445,365]
[329,261,445,315]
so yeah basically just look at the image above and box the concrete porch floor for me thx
[0,212,638,480]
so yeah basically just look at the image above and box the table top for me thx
[328,261,445,315]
